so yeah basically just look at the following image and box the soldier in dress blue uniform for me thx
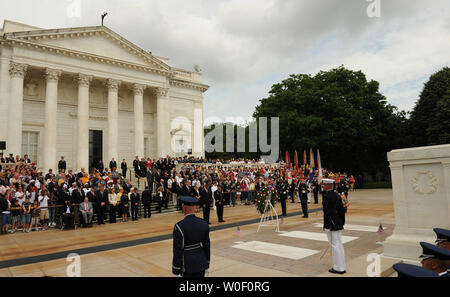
[434,228,450,251]
[172,196,211,278]
[393,263,439,277]
[419,242,450,277]
[276,178,288,217]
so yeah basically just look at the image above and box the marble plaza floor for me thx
[0,189,397,277]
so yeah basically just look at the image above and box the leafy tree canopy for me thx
[252,66,408,175]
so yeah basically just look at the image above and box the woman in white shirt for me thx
[108,189,118,223]
[15,186,25,206]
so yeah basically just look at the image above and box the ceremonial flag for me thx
[309,148,315,170]
[303,150,307,165]
[285,151,291,169]
[294,150,299,171]
[317,149,323,181]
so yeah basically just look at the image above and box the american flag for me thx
[236,226,242,237]
[377,224,384,235]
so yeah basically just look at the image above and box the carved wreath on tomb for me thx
[411,170,438,195]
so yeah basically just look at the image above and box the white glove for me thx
[176,274,182,277]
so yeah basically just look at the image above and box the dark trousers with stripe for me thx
[203,207,210,223]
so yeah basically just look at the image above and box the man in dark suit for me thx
[58,156,67,173]
[130,188,140,221]
[97,160,104,173]
[139,158,147,177]
[109,158,117,171]
[146,170,154,194]
[71,184,85,204]
[121,159,127,179]
[154,169,162,186]
[172,196,210,277]
[62,199,75,229]
[255,178,265,192]
[87,185,97,203]
[199,183,212,224]
[214,185,225,223]
[0,153,5,171]
[23,154,31,163]
[322,179,346,274]
[123,180,133,194]
[133,156,140,177]
[142,186,152,218]
[158,179,168,209]
[95,184,108,225]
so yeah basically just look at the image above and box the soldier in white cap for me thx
[322,178,346,274]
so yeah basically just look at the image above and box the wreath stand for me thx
[257,193,280,233]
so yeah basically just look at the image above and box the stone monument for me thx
[383,144,450,261]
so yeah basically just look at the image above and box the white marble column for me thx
[75,74,92,172]
[0,48,13,143]
[156,88,169,158]
[43,68,62,171]
[106,79,121,163]
[193,101,204,157]
[133,84,146,158]
[7,62,28,156]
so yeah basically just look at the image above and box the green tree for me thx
[253,66,408,179]
[409,67,450,146]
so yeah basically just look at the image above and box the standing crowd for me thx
[1,152,354,234]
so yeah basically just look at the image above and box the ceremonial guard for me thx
[172,196,210,277]
[337,178,349,198]
[312,178,319,204]
[289,178,296,203]
[419,242,450,277]
[393,263,439,277]
[322,178,346,274]
[434,228,450,250]
[298,179,309,218]
[277,179,288,217]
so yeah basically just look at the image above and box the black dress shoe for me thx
[329,268,346,274]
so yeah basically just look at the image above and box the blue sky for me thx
[1,0,449,123]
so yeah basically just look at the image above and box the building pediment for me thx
[3,26,171,74]
[1,21,210,93]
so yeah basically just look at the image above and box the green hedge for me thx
[361,181,392,189]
